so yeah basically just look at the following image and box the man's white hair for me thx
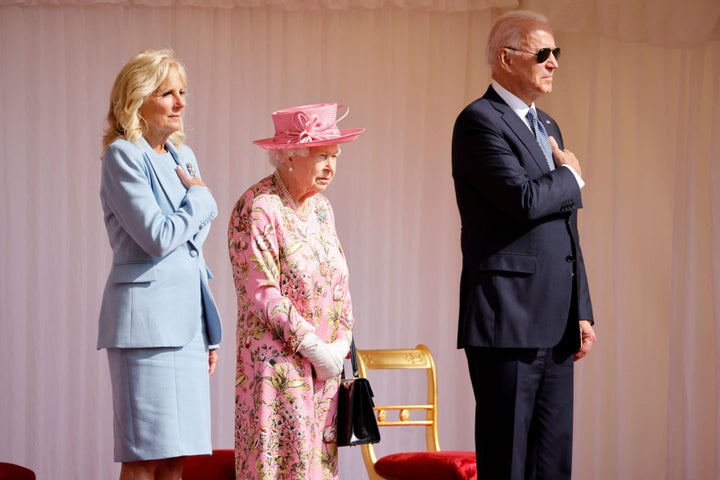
[486,10,550,68]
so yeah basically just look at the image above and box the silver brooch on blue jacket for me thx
[186,163,196,177]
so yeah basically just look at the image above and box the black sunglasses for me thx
[504,46,561,63]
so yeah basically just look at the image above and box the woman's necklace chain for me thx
[274,171,311,221]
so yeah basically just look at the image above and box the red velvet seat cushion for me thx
[182,449,234,480]
[374,450,476,480]
[0,462,36,480]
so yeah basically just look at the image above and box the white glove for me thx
[298,333,343,380]
[327,339,350,366]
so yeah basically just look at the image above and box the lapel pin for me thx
[186,163,196,177]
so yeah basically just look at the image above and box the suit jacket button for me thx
[190,250,198,257]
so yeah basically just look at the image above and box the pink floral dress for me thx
[228,172,354,480]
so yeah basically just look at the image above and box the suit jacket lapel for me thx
[485,86,552,173]
[140,137,186,211]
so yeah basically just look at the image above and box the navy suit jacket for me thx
[452,86,593,351]
[97,137,222,349]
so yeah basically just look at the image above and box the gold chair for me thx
[355,344,476,480]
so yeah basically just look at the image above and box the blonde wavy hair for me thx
[102,49,187,152]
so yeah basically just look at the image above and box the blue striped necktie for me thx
[527,108,555,171]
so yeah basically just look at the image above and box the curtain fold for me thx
[0,0,518,10]
[0,2,718,479]
[3,0,720,46]
[528,0,720,47]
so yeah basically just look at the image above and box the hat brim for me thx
[253,128,365,150]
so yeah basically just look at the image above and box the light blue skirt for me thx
[107,327,211,462]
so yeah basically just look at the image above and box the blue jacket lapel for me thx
[485,86,552,173]
[139,137,186,211]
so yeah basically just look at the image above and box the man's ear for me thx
[498,48,513,70]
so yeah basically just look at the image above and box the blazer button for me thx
[190,250,198,257]
[565,255,575,262]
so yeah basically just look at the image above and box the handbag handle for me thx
[341,337,359,380]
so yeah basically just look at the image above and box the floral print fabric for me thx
[228,173,354,480]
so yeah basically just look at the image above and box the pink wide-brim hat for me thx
[253,103,364,150]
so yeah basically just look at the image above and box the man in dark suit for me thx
[451,10,597,480]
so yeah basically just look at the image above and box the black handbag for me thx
[336,339,381,447]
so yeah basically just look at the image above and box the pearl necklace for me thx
[274,171,311,221]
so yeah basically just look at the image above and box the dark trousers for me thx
[465,346,574,480]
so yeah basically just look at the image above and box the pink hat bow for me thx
[253,103,364,150]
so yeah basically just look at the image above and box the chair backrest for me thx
[355,344,441,475]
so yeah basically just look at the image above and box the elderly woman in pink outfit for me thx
[228,103,364,480]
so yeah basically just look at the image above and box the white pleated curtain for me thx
[0,1,718,478]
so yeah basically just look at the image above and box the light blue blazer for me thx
[97,137,222,349]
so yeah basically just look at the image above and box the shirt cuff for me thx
[562,164,585,189]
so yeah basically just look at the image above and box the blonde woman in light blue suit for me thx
[97,50,222,480]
